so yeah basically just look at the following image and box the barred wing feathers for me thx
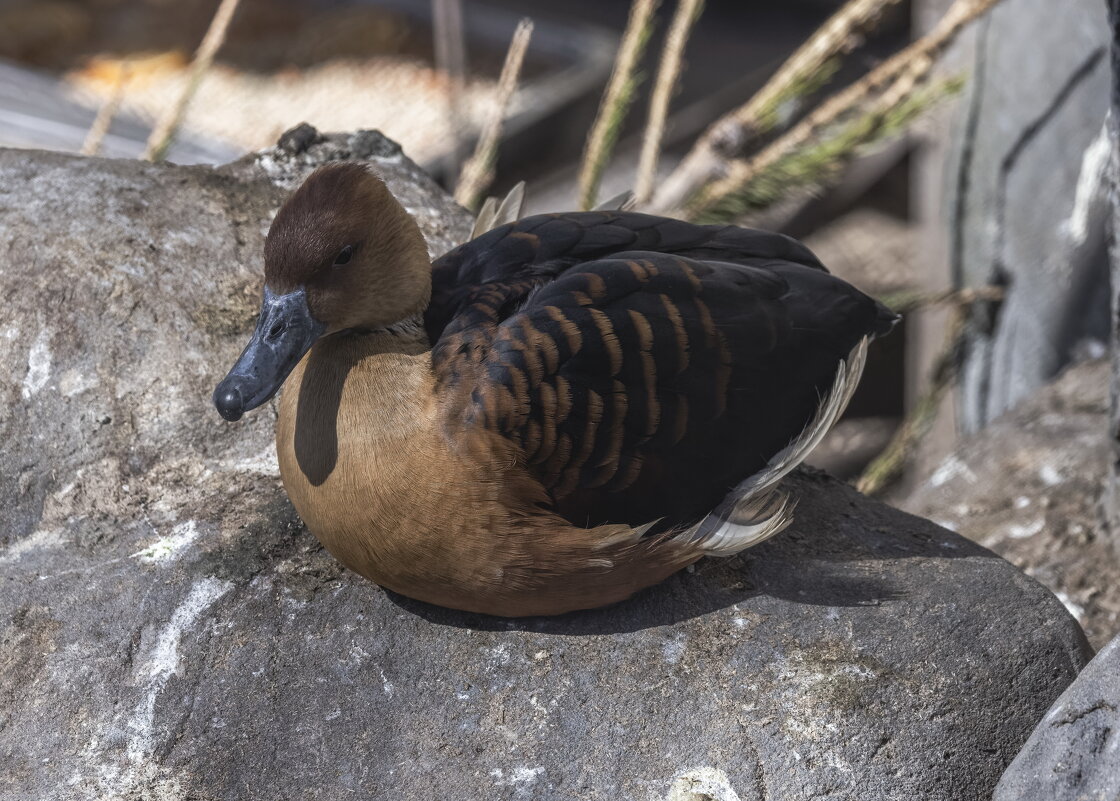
[428,212,894,550]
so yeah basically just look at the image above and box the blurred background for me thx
[0,1,900,163]
[0,0,1115,644]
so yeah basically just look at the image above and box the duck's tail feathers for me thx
[682,336,871,557]
[469,181,526,240]
[685,492,797,557]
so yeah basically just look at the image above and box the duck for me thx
[213,161,898,617]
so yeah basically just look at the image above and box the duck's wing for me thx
[424,211,825,347]
[431,239,893,533]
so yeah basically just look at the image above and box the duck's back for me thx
[425,212,827,340]
[426,212,895,530]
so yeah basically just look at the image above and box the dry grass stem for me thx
[634,0,704,204]
[455,19,534,210]
[142,0,242,162]
[855,308,965,496]
[880,285,1004,314]
[855,281,1005,496]
[81,64,130,156]
[433,0,468,182]
[652,0,903,211]
[578,0,661,210]
[688,0,1004,217]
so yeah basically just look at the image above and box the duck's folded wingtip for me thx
[875,302,902,336]
[673,335,871,558]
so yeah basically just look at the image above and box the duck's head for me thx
[213,162,431,421]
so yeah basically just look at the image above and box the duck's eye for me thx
[333,245,354,267]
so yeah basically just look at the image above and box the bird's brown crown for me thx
[263,162,432,332]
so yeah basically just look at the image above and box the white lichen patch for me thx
[0,528,66,565]
[112,261,146,278]
[113,577,231,797]
[662,633,687,665]
[142,578,231,682]
[130,521,203,565]
[666,767,742,801]
[346,644,371,667]
[21,328,52,400]
[59,367,100,397]
[220,445,280,476]
[1005,519,1045,540]
[1038,464,1064,487]
[490,766,544,787]
[1063,122,1111,246]
[483,642,512,668]
[85,578,236,797]
[378,667,395,697]
[929,454,976,488]
[773,650,880,744]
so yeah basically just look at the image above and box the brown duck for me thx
[214,162,897,616]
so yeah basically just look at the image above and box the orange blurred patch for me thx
[73,51,189,87]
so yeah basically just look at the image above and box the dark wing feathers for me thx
[424,211,825,347]
[429,212,886,529]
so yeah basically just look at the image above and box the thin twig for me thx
[81,64,131,156]
[855,307,966,496]
[634,0,704,204]
[578,0,661,210]
[652,0,903,211]
[142,0,242,162]
[433,0,468,183]
[879,284,1004,314]
[854,282,1005,495]
[688,0,1003,217]
[696,73,962,224]
[455,19,533,211]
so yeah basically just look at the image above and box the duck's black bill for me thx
[213,287,325,422]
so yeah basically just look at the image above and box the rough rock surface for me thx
[0,135,1093,801]
[994,633,1120,801]
[941,0,1112,430]
[902,359,1119,647]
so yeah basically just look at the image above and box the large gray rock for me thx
[994,633,1120,801]
[1105,0,1120,554]
[0,137,1093,801]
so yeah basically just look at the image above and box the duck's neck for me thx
[277,316,434,487]
[345,313,430,355]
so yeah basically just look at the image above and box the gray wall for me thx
[930,0,1112,431]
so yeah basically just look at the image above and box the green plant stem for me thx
[143,0,242,162]
[685,0,1004,219]
[855,309,965,496]
[652,0,903,211]
[634,0,704,204]
[578,0,661,210]
[455,19,533,211]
